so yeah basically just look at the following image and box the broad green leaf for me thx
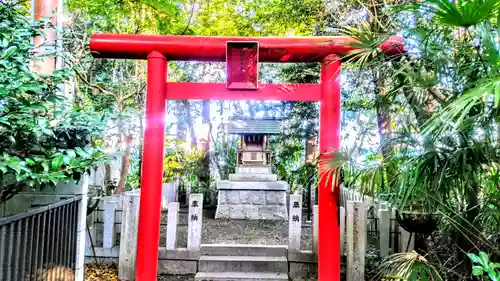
[468,253,482,264]
[42,162,49,172]
[472,266,485,276]
[51,156,64,170]
[2,46,17,58]
[479,252,490,266]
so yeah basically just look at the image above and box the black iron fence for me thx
[0,196,81,281]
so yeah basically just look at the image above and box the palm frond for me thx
[423,75,500,137]
[395,0,500,28]
[376,252,444,281]
[337,22,391,66]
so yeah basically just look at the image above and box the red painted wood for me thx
[135,51,167,281]
[166,82,322,101]
[89,34,404,61]
[318,55,341,281]
[226,41,259,89]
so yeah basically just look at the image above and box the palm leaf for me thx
[423,75,500,136]
[395,0,500,27]
[376,252,444,281]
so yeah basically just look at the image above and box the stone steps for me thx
[198,256,288,273]
[200,244,287,257]
[194,272,288,281]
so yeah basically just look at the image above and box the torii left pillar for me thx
[135,51,168,281]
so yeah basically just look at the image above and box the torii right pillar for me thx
[319,54,342,281]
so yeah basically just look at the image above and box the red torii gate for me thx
[89,34,403,281]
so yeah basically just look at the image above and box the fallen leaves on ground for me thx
[85,263,120,281]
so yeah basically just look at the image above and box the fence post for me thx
[103,195,119,249]
[118,192,140,281]
[400,227,414,252]
[339,206,345,256]
[288,194,302,251]
[185,182,192,206]
[312,205,318,254]
[378,202,390,257]
[187,194,203,251]
[346,201,366,281]
[166,202,179,249]
[75,175,89,281]
[310,185,316,207]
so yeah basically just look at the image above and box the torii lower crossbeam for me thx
[89,34,403,281]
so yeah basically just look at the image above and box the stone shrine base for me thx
[215,180,288,220]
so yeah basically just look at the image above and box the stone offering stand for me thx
[85,187,414,281]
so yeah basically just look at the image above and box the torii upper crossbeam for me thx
[89,34,403,281]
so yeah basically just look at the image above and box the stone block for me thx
[226,190,240,204]
[225,205,242,219]
[288,250,317,263]
[157,260,197,274]
[289,262,317,281]
[229,173,278,182]
[214,205,230,219]
[201,244,287,257]
[158,248,200,260]
[236,166,272,174]
[195,272,288,281]
[220,181,288,191]
[218,190,227,204]
[266,191,285,205]
[258,206,287,220]
[251,191,266,205]
[198,256,288,273]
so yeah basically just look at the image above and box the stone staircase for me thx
[195,244,289,281]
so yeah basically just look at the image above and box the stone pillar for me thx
[312,205,318,254]
[378,203,390,257]
[288,194,302,251]
[339,206,345,256]
[118,192,140,280]
[102,195,119,249]
[346,201,366,281]
[187,194,203,251]
[185,182,192,206]
[310,185,316,207]
[74,175,89,281]
[166,202,179,249]
[400,227,414,252]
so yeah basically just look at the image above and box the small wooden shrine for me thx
[226,118,281,166]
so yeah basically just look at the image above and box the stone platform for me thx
[215,168,288,220]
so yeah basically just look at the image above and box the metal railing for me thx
[0,196,81,281]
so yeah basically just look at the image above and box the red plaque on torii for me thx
[226,41,259,89]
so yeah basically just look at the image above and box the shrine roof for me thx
[226,118,281,135]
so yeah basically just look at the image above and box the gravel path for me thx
[159,209,313,250]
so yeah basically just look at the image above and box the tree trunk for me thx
[115,134,133,194]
